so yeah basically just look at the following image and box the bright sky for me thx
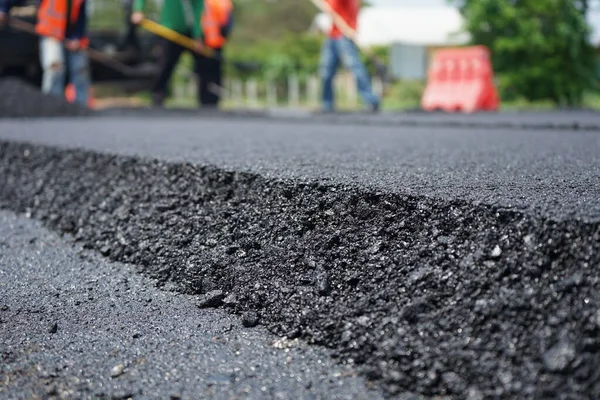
[366,0,600,45]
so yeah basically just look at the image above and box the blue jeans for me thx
[40,37,90,107]
[319,37,379,111]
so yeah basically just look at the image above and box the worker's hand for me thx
[65,40,81,52]
[193,40,205,54]
[131,11,144,24]
[0,12,8,27]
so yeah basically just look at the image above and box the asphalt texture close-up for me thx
[1,79,600,399]
[0,210,381,400]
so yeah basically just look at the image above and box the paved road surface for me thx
[0,210,382,400]
[1,113,599,399]
[100,107,600,131]
[0,116,598,220]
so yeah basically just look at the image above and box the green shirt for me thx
[134,0,204,39]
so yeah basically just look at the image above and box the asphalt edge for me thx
[100,108,600,132]
[1,139,600,398]
[4,107,600,132]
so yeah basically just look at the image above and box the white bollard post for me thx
[233,79,243,108]
[288,75,300,108]
[308,76,320,107]
[267,79,277,108]
[247,79,258,108]
[223,78,231,101]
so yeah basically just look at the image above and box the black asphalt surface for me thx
[0,78,91,118]
[0,210,382,400]
[272,109,600,131]
[1,82,600,399]
[0,116,598,220]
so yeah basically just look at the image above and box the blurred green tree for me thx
[229,0,319,45]
[222,0,322,79]
[450,0,598,106]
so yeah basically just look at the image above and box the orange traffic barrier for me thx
[65,83,95,109]
[421,46,499,113]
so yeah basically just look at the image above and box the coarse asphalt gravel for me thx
[0,210,382,400]
[1,80,600,399]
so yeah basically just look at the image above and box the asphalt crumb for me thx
[1,141,599,399]
[242,312,260,328]
[0,210,380,400]
[0,78,91,118]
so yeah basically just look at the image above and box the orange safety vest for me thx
[36,0,89,48]
[201,0,233,49]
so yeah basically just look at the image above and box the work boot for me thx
[367,101,380,114]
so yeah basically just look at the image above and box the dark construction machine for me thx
[0,1,160,93]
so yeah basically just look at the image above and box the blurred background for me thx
[1,0,599,111]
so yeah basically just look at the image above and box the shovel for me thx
[138,18,216,59]
[8,18,153,78]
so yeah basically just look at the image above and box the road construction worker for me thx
[198,0,233,108]
[131,0,206,108]
[0,0,91,107]
[319,0,379,113]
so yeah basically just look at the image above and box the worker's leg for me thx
[195,49,222,108]
[151,39,184,107]
[67,49,91,107]
[39,37,66,98]
[119,0,139,51]
[319,38,340,112]
[338,37,379,110]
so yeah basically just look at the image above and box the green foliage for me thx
[450,0,598,106]
[262,34,323,80]
[229,0,319,45]
[219,0,322,80]
[88,0,161,30]
[225,33,324,81]
[224,37,391,84]
[224,0,388,81]
[363,45,389,77]
[381,80,425,110]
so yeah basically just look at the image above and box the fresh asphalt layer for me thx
[0,116,599,221]
[1,111,600,399]
[0,210,382,400]
[100,107,600,131]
